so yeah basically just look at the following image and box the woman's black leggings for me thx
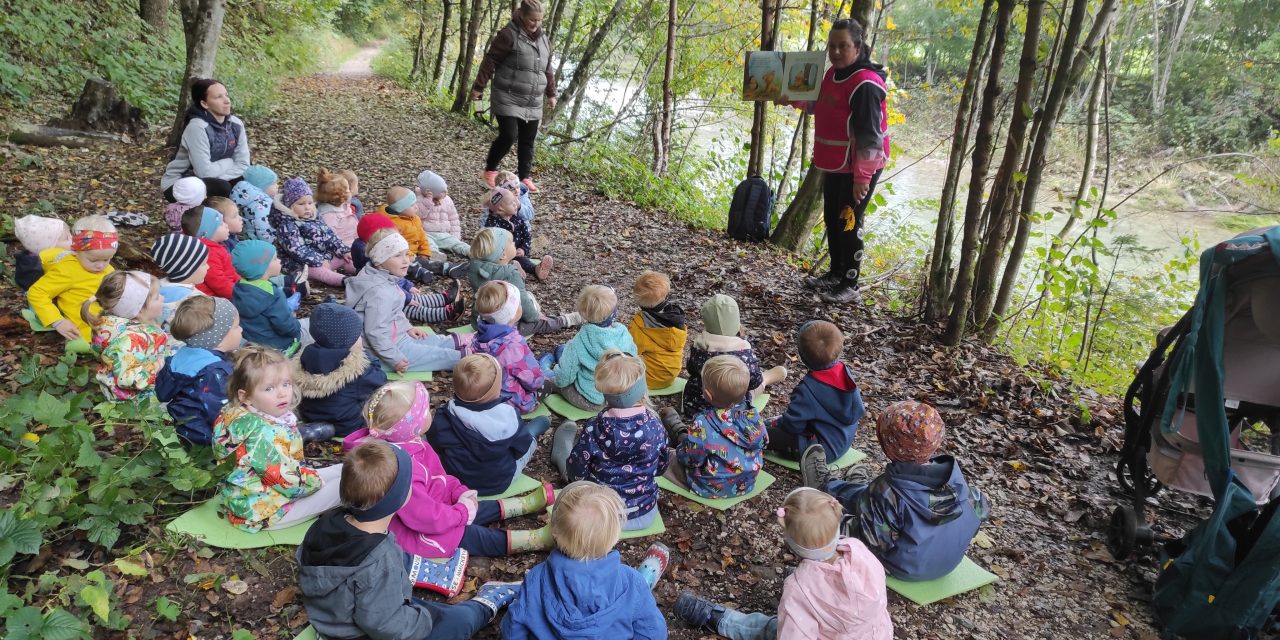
[485,115,540,179]
[163,176,237,202]
[822,169,882,286]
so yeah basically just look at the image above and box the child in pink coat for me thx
[674,487,893,640]
[344,380,557,558]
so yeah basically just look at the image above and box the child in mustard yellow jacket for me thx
[627,271,687,390]
[27,215,119,342]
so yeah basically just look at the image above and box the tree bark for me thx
[546,0,566,48]
[941,0,1016,346]
[554,2,580,82]
[746,0,777,177]
[966,0,1044,331]
[410,0,430,81]
[449,0,470,94]
[433,0,453,86]
[1151,0,1196,115]
[548,0,628,123]
[139,0,169,33]
[925,0,994,320]
[52,78,146,139]
[653,0,678,175]
[167,0,226,148]
[451,0,486,113]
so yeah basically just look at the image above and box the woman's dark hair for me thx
[190,78,224,110]
[831,19,871,62]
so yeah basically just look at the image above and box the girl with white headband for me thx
[672,487,893,639]
[345,229,468,374]
[81,271,172,401]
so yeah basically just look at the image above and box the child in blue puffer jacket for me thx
[549,285,636,412]
[811,400,991,582]
[155,296,241,446]
[502,481,670,640]
[553,351,668,532]
[769,320,866,461]
[667,355,767,499]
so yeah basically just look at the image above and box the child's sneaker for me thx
[636,542,671,590]
[444,261,470,280]
[472,581,521,620]
[674,591,725,632]
[405,548,470,597]
[800,443,830,489]
[534,255,554,280]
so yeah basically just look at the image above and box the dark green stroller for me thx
[1109,227,1280,639]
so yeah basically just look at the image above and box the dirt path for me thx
[332,42,383,78]
[0,74,1190,640]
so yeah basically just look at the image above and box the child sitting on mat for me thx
[151,234,210,329]
[344,381,556,558]
[214,346,344,532]
[28,214,118,343]
[293,303,388,438]
[346,230,465,374]
[682,294,786,416]
[230,164,278,242]
[553,351,667,531]
[270,178,355,289]
[351,214,464,325]
[807,401,990,582]
[666,356,767,499]
[83,271,171,401]
[156,296,241,447]
[674,487,893,639]
[315,168,358,250]
[231,240,303,353]
[769,320,865,464]
[13,215,71,292]
[182,206,239,299]
[467,228,578,336]
[297,440,521,640]
[473,281,551,415]
[549,285,637,412]
[482,187,553,280]
[427,354,552,496]
[415,170,471,258]
[502,481,671,639]
[626,270,686,390]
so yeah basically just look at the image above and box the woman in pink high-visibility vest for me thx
[786,20,889,304]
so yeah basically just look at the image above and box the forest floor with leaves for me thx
[0,73,1208,639]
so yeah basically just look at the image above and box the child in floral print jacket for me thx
[669,355,767,499]
[269,177,354,287]
[84,271,172,401]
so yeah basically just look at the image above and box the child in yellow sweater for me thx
[27,215,119,342]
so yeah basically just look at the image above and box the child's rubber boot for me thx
[498,482,555,519]
[472,581,521,621]
[505,526,554,554]
[658,407,689,444]
[538,353,556,372]
[297,422,336,442]
[404,548,470,597]
[551,422,578,480]
[636,542,671,590]
[286,292,302,312]
[674,592,725,632]
[800,443,830,490]
[534,255,554,280]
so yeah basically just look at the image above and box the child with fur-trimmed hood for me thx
[294,303,388,437]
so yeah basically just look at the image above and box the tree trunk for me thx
[449,0,471,94]
[1060,0,1119,108]
[433,0,453,86]
[1151,0,1196,115]
[167,0,226,148]
[410,0,430,81]
[565,83,587,138]
[52,78,146,139]
[925,0,994,320]
[982,0,1093,341]
[770,168,825,249]
[966,0,1044,331]
[653,0,677,175]
[554,2,581,82]
[451,0,486,113]
[1055,48,1106,244]
[746,0,777,177]
[776,111,808,205]
[941,0,1016,346]
[139,0,169,33]
[548,0,628,123]
[546,0,566,48]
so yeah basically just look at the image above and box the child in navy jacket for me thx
[293,303,387,437]
[230,240,302,352]
[155,296,242,446]
[427,354,552,496]
[770,320,866,461]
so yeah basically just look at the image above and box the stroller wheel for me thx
[1108,505,1156,560]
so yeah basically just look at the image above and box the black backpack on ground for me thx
[727,175,774,242]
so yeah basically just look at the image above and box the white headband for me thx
[111,272,152,320]
[369,233,410,266]
[481,281,521,324]
[778,487,841,562]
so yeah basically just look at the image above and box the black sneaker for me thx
[820,282,863,305]
[658,407,689,443]
[804,273,843,290]
[444,278,463,306]
[444,261,470,280]
[673,592,725,632]
[297,422,336,442]
[800,443,830,489]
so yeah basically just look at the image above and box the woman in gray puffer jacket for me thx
[471,0,557,193]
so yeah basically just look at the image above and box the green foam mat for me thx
[479,473,543,500]
[658,470,776,510]
[648,378,687,396]
[764,447,867,471]
[22,308,52,332]
[292,627,317,640]
[446,324,475,334]
[385,369,434,382]
[751,393,770,411]
[166,499,314,549]
[66,338,93,354]
[523,403,551,420]
[548,505,666,539]
[544,394,601,421]
[885,556,999,605]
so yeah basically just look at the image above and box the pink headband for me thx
[110,272,152,319]
[481,281,521,325]
[369,383,430,444]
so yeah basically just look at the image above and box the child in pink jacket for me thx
[473,281,550,414]
[344,380,557,558]
[673,487,893,640]
[415,170,471,258]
